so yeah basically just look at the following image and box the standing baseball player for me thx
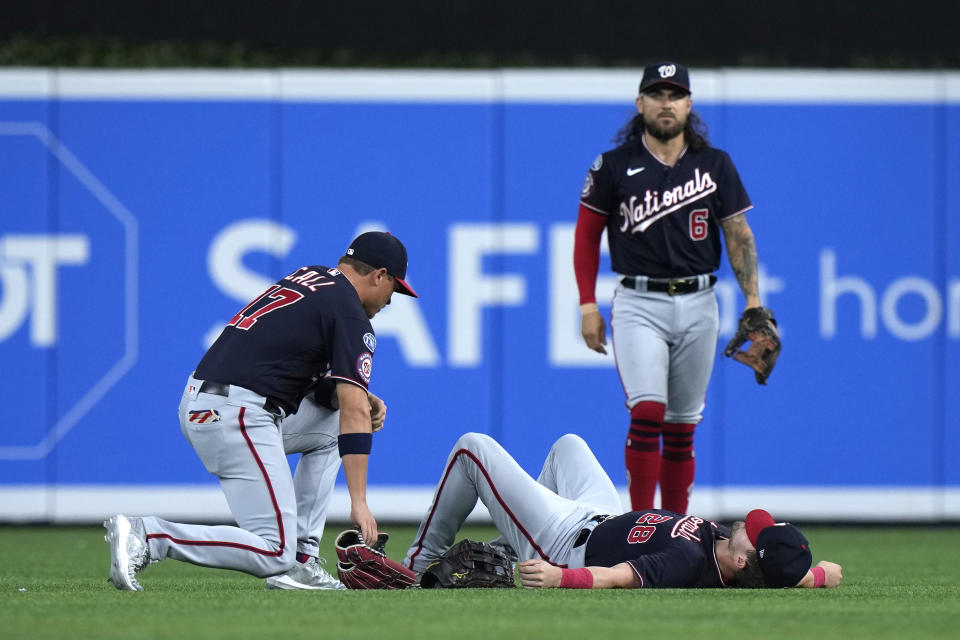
[574,61,774,513]
[104,231,418,591]
[404,432,842,589]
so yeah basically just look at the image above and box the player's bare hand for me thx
[368,393,386,432]
[351,502,378,546]
[518,559,562,589]
[817,560,843,588]
[581,311,607,355]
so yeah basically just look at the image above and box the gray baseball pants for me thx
[404,432,624,573]
[611,277,719,422]
[141,374,341,578]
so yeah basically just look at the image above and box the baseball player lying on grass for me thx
[404,433,842,589]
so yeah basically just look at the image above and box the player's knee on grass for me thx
[254,546,297,578]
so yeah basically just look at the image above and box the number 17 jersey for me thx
[194,266,375,415]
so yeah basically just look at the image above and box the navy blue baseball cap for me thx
[346,231,418,297]
[639,62,691,95]
[745,509,812,588]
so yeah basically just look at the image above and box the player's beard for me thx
[727,521,747,560]
[729,521,745,542]
[643,114,685,142]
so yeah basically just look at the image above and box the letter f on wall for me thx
[448,224,538,366]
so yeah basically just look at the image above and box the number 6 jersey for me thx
[580,136,753,278]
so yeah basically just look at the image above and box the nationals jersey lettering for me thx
[584,509,730,588]
[619,168,717,233]
[195,265,374,415]
[671,515,706,542]
[580,136,752,278]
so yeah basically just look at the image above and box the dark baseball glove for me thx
[419,539,516,589]
[723,307,781,385]
[335,529,417,590]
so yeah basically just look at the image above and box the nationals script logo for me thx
[670,516,705,542]
[619,168,717,233]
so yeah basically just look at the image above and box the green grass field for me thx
[2,524,959,639]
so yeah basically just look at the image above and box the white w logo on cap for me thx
[658,64,676,78]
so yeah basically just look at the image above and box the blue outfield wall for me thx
[0,69,958,522]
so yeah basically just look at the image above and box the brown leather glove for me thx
[723,307,781,385]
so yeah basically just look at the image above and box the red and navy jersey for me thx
[584,509,731,588]
[195,266,375,415]
[580,136,752,278]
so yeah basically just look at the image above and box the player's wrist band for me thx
[579,303,599,315]
[811,566,826,588]
[338,432,372,456]
[559,568,594,589]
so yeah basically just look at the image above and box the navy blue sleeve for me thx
[715,151,752,219]
[327,312,375,390]
[580,152,618,215]
[626,548,704,588]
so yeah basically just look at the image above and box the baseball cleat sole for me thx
[104,515,142,591]
[265,574,346,590]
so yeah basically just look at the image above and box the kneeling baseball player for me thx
[404,433,842,589]
[103,232,418,592]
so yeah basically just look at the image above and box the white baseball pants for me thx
[404,433,623,573]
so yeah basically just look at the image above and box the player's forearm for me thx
[342,453,378,543]
[337,383,374,504]
[721,216,761,307]
[548,563,639,589]
[586,564,641,589]
[574,204,607,305]
[341,454,370,505]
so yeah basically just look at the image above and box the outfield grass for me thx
[2,524,959,639]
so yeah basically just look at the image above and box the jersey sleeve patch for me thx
[581,150,617,216]
[581,172,595,198]
[356,352,373,384]
[326,307,375,389]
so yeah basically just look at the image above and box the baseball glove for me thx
[419,539,516,589]
[723,307,781,385]
[334,529,417,590]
